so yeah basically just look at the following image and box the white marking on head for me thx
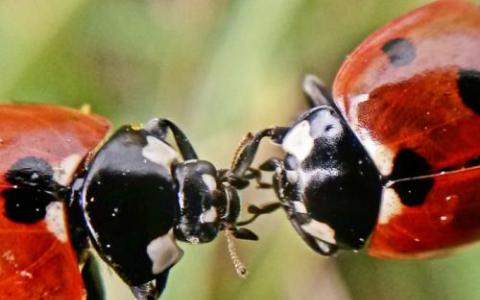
[200,206,218,223]
[301,219,336,245]
[378,188,403,224]
[53,154,82,185]
[282,121,314,162]
[309,109,343,140]
[175,165,187,210]
[201,174,217,191]
[142,136,179,167]
[45,202,68,242]
[147,233,184,275]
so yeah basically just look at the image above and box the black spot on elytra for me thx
[389,149,433,207]
[392,177,434,207]
[465,156,480,168]
[5,156,55,187]
[2,188,53,223]
[2,157,59,223]
[382,38,416,66]
[458,69,480,114]
[390,149,431,180]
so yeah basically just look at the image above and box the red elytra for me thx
[0,104,110,299]
[332,0,480,258]
[2,2,480,298]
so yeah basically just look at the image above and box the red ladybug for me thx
[3,0,480,299]
[234,0,480,259]
[0,104,258,299]
[0,105,108,299]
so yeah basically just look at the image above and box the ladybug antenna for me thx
[225,228,248,278]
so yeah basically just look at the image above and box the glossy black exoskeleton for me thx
[231,75,383,255]
[70,119,259,300]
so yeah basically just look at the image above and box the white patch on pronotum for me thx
[292,201,307,214]
[282,121,314,162]
[357,128,394,176]
[142,136,179,167]
[301,219,336,245]
[309,109,343,140]
[199,206,218,223]
[45,202,68,242]
[316,240,332,253]
[147,233,184,275]
[53,154,82,186]
[378,188,403,224]
[201,174,217,191]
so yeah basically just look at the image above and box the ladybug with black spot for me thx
[3,0,480,299]
[234,0,480,259]
[0,105,259,299]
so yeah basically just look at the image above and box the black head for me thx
[173,160,223,243]
[172,159,259,244]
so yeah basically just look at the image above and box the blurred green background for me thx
[2,0,480,299]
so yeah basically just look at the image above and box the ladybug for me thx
[0,104,258,299]
[233,0,480,259]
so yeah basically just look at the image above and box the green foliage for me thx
[2,1,480,299]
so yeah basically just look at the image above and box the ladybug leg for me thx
[145,118,198,160]
[240,156,286,189]
[242,168,272,188]
[236,202,283,226]
[236,157,286,226]
[228,127,289,185]
[258,157,283,172]
[302,74,333,107]
[257,157,288,200]
[130,270,170,300]
[82,254,105,300]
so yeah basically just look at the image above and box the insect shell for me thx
[0,104,257,300]
[232,0,480,259]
